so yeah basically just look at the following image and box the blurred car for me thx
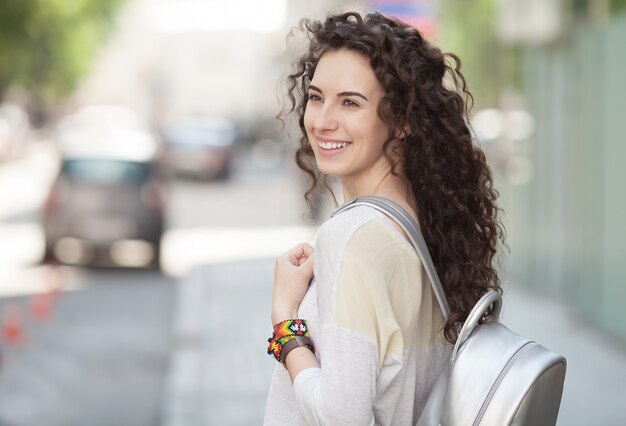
[159,116,237,180]
[43,127,165,269]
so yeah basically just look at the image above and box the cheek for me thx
[364,120,389,152]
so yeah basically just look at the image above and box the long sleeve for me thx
[292,219,412,425]
[264,207,450,426]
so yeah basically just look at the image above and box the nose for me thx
[311,103,338,132]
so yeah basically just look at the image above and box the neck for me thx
[340,171,419,225]
[341,169,414,207]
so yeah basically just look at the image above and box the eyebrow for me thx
[308,84,369,102]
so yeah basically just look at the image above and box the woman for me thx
[265,11,504,425]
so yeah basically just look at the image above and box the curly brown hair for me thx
[283,11,505,343]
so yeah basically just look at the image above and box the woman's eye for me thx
[308,94,322,102]
[342,99,359,108]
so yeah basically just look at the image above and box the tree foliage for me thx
[612,0,626,14]
[439,0,514,108]
[439,0,626,109]
[0,0,125,108]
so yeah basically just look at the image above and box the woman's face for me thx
[304,49,391,190]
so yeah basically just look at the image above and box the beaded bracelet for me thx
[267,319,314,364]
[274,319,309,339]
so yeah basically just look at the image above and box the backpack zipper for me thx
[472,341,538,426]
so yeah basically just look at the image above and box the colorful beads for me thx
[267,319,312,364]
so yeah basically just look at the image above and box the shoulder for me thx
[318,205,414,265]
[316,205,375,251]
[317,205,381,252]
[319,205,378,235]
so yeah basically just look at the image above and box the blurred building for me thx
[370,0,439,40]
[491,1,626,342]
[73,0,369,129]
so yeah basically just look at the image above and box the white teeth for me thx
[318,141,350,150]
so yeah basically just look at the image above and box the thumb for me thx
[301,252,315,274]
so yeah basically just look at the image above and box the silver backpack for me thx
[334,197,567,426]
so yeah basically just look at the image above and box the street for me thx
[0,143,310,426]
[0,271,174,426]
[2,143,625,426]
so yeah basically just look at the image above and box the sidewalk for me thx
[162,258,626,426]
[500,282,626,426]
[161,258,276,426]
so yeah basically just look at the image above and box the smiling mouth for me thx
[317,140,352,150]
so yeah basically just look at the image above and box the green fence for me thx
[501,15,626,341]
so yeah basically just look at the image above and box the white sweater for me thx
[264,205,451,426]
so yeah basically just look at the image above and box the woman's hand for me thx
[271,243,315,325]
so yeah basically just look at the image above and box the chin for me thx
[316,163,345,178]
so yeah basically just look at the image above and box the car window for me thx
[62,159,151,184]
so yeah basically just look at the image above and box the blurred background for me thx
[0,0,624,425]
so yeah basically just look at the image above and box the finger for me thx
[279,243,314,267]
[300,252,315,273]
[300,243,314,257]
[293,243,314,260]
[283,252,299,266]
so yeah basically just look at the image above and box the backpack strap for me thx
[332,196,451,321]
